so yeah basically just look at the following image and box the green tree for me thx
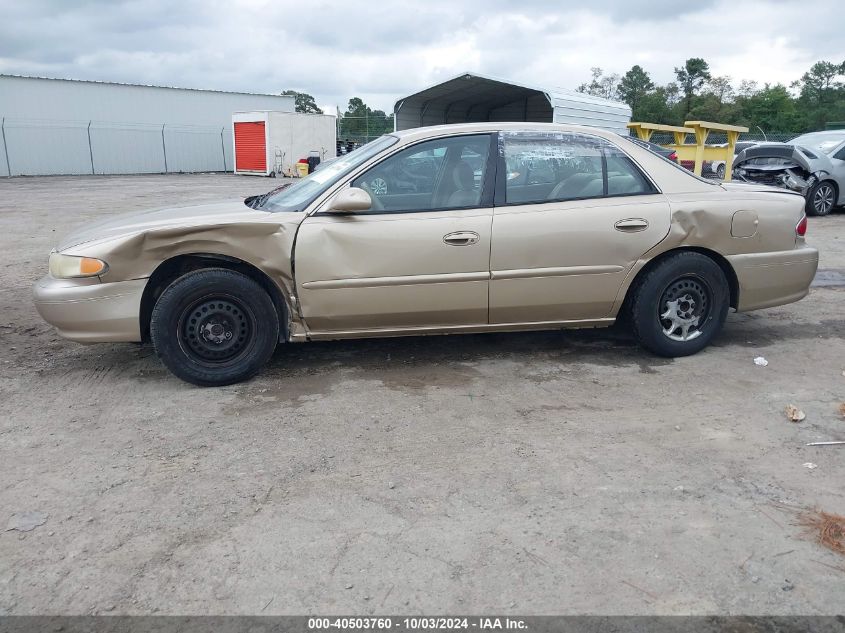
[338,97,394,141]
[791,60,845,129]
[737,80,759,99]
[686,76,738,123]
[577,67,621,101]
[735,84,801,133]
[617,65,655,119]
[674,58,711,119]
[280,90,323,114]
[636,86,676,124]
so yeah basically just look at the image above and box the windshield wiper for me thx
[245,183,293,209]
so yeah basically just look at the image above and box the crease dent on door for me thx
[294,209,493,331]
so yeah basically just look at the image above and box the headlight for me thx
[48,252,108,278]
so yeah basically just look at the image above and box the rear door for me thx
[294,133,496,333]
[489,131,671,323]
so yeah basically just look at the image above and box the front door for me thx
[295,133,496,334]
[489,131,671,323]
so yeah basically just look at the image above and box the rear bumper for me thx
[33,275,145,343]
[727,246,819,311]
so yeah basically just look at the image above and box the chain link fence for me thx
[0,117,233,177]
[336,114,394,150]
[645,131,796,145]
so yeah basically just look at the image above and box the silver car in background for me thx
[733,130,845,216]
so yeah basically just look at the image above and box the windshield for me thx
[789,132,845,155]
[259,135,398,211]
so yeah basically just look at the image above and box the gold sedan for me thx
[33,123,818,386]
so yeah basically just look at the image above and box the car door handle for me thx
[614,218,649,232]
[443,231,480,246]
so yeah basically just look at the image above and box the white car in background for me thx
[708,141,761,180]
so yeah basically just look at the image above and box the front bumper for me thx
[33,275,146,343]
[727,246,819,312]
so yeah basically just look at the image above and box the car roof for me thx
[790,131,845,145]
[792,130,845,139]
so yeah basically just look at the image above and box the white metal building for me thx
[393,72,632,134]
[0,75,295,176]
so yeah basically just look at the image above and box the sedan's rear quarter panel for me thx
[610,186,817,314]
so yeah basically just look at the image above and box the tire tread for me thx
[150,268,279,386]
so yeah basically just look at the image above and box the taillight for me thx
[796,214,807,237]
[668,152,678,162]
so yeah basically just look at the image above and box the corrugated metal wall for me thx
[552,93,632,135]
[0,75,294,176]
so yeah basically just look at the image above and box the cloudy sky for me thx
[1,0,843,112]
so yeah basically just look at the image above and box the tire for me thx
[629,252,730,357]
[150,268,279,386]
[806,180,836,216]
[716,163,725,180]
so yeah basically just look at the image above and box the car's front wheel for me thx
[150,268,279,386]
[807,180,836,216]
[629,252,730,357]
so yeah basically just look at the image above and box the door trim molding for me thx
[301,271,490,290]
[491,264,624,280]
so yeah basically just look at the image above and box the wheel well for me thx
[139,254,289,343]
[621,247,739,313]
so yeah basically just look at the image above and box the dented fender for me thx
[609,188,808,314]
[58,202,309,337]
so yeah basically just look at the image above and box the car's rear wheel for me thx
[629,252,730,357]
[807,181,836,216]
[716,163,726,180]
[150,268,279,386]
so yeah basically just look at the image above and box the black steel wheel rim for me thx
[178,295,255,364]
[658,276,712,342]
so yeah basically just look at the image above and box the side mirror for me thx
[325,187,372,213]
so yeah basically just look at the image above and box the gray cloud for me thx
[1,0,842,111]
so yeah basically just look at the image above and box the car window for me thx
[352,134,491,213]
[833,146,845,161]
[604,145,655,195]
[502,132,655,204]
[260,135,397,212]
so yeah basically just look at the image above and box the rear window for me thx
[501,132,657,205]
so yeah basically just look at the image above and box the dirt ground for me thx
[1,174,844,615]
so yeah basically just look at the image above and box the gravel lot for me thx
[1,174,844,615]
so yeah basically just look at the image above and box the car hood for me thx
[57,200,273,251]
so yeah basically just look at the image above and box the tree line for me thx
[578,58,845,133]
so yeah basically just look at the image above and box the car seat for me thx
[446,161,480,207]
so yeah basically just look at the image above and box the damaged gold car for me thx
[33,123,819,386]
